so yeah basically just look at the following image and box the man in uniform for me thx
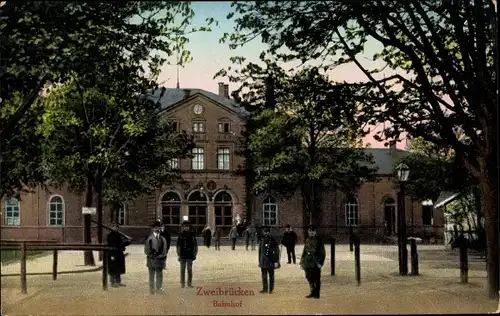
[177,220,198,288]
[300,225,326,299]
[106,222,131,287]
[281,224,298,264]
[258,226,280,294]
[144,221,168,294]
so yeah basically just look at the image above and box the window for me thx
[48,196,64,226]
[191,147,204,170]
[217,148,230,170]
[161,192,181,226]
[168,121,179,132]
[218,122,231,133]
[168,158,179,169]
[118,203,127,225]
[192,121,204,133]
[215,191,233,227]
[345,198,359,226]
[422,204,433,226]
[188,191,208,235]
[4,198,20,226]
[262,197,278,226]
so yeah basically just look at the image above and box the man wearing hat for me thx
[258,226,280,294]
[300,225,326,299]
[106,222,130,287]
[281,224,297,264]
[176,220,198,288]
[144,220,168,294]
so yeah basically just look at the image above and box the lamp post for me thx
[395,163,410,276]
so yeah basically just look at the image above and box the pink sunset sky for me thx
[157,2,407,150]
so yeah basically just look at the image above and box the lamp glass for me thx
[396,163,410,182]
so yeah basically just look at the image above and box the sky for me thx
[158,2,406,149]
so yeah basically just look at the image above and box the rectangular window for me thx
[422,205,433,226]
[193,122,204,133]
[5,199,20,226]
[217,147,230,170]
[118,204,127,226]
[168,158,179,169]
[263,204,278,226]
[345,204,359,226]
[192,147,204,170]
[169,121,179,132]
[218,122,231,133]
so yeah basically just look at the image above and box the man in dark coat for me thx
[160,224,172,257]
[202,225,212,248]
[213,226,222,251]
[229,224,238,250]
[281,224,298,264]
[144,221,168,295]
[106,222,130,287]
[177,220,198,288]
[300,225,326,299]
[258,226,280,294]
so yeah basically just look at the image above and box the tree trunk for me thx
[83,179,95,266]
[95,176,104,261]
[478,168,499,300]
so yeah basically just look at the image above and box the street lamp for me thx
[395,163,410,276]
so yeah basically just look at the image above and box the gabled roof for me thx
[434,191,460,208]
[361,148,411,175]
[146,88,250,118]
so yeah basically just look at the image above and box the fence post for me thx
[330,237,336,276]
[349,226,354,252]
[20,241,27,294]
[459,239,468,283]
[354,236,360,286]
[52,250,58,280]
[409,237,419,276]
[102,249,108,291]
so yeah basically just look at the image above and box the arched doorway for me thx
[214,191,233,236]
[384,198,396,236]
[188,190,208,235]
[161,192,181,232]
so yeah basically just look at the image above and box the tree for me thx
[0,1,213,198]
[222,0,499,299]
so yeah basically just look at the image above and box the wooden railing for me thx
[0,240,119,294]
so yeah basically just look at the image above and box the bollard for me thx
[102,250,108,290]
[354,236,361,286]
[330,237,336,276]
[20,242,27,294]
[459,240,468,283]
[349,226,354,252]
[52,250,58,280]
[409,238,419,276]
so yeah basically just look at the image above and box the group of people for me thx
[200,223,259,251]
[106,221,326,299]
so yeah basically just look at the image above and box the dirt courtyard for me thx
[1,244,497,315]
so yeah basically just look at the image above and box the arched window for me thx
[161,192,181,227]
[188,191,207,235]
[383,197,396,235]
[4,198,20,226]
[48,196,65,226]
[262,197,278,226]
[345,198,359,226]
[214,192,233,232]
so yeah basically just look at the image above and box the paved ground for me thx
[1,244,498,315]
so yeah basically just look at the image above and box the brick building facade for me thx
[0,84,444,243]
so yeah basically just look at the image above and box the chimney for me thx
[389,140,397,155]
[218,82,225,97]
[184,89,191,99]
[223,84,229,99]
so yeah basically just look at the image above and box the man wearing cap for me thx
[106,222,130,287]
[176,220,198,288]
[144,220,168,295]
[281,224,297,264]
[300,225,326,299]
[258,226,280,294]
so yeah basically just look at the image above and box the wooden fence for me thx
[0,239,119,294]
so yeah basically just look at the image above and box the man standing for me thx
[106,222,131,287]
[177,220,198,288]
[300,225,326,299]
[244,225,251,251]
[144,221,168,295]
[249,225,257,250]
[213,226,222,251]
[202,225,212,248]
[229,224,238,250]
[281,224,298,264]
[258,226,280,294]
